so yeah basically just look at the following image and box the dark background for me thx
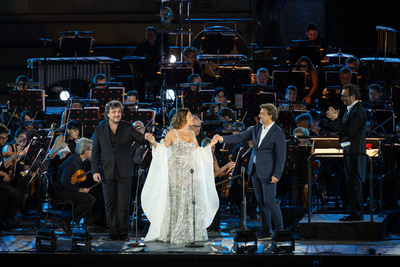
[0,0,398,103]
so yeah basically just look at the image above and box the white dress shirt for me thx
[254,122,274,163]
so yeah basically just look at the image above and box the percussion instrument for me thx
[27,56,119,88]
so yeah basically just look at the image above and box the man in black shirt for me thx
[53,137,95,234]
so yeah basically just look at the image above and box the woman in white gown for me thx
[142,108,219,244]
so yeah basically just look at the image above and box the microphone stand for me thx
[240,166,248,231]
[129,168,146,248]
[186,168,203,248]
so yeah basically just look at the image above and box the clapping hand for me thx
[326,107,339,121]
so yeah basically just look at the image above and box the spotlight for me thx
[169,55,177,63]
[36,228,58,252]
[72,229,92,253]
[166,89,175,101]
[60,90,70,101]
[271,230,295,253]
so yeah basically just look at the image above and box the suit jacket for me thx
[330,101,367,182]
[221,123,286,180]
[91,120,146,181]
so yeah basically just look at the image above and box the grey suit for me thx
[221,123,286,232]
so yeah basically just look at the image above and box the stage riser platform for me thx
[299,214,387,241]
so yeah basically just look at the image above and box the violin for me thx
[71,169,92,185]
[221,155,235,198]
[7,144,28,184]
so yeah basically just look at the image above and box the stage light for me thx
[60,90,70,101]
[36,228,58,252]
[271,230,295,253]
[166,89,175,101]
[71,229,92,253]
[169,54,177,63]
[233,230,258,254]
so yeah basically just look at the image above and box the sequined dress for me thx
[159,130,207,243]
[141,130,219,244]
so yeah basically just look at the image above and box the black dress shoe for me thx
[339,215,363,221]
[118,234,129,241]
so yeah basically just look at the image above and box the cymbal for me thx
[326,52,353,58]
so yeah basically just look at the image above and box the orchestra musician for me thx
[183,47,202,75]
[2,129,29,212]
[201,137,235,231]
[295,56,318,105]
[208,87,229,117]
[214,103,286,240]
[124,90,140,112]
[256,68,270,86]
[12,75,30,91]
[278,85,307,112]
[52,138,96,235]
[0,123,21,229]
[48,120,80,179]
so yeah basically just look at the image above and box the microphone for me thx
[190,169,194,174]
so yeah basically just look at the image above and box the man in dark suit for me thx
[91,100,150,240]
[326,84,366,221]
[214,103,286,239]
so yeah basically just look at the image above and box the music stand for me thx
[9,89,46,113]
[318,92,345,113]
[122,109,155,126]
[276,110,304,134]
[218,66,252,93]
[58,31,93,57]
[180,90,213,115]
[288,46,322,66]
[201,27,236,54]
[90,87,125,114]
[160,67,193,88]
[24,136,53,166]
[242,92,275,116]
[272,70,306,96]
[66,107,100,137]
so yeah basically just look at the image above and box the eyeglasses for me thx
[0,136,8,140]
[192,125,201,128]
[341,94,351,98]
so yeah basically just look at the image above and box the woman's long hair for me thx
[170,108,190,129]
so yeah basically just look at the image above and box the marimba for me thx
[27,56,119,88]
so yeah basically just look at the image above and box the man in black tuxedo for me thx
[215,103,286,239]
[326,84,366,221]
[91,100,151,240]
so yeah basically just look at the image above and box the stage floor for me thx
[2,210,400,266]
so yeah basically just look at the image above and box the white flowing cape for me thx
[141,140,219,242]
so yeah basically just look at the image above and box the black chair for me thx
[36,171,75,230]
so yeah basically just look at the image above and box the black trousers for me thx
[102,166,133,235]
[343,153,363,217]
[0,183,21,221]
[53,190,96,224]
